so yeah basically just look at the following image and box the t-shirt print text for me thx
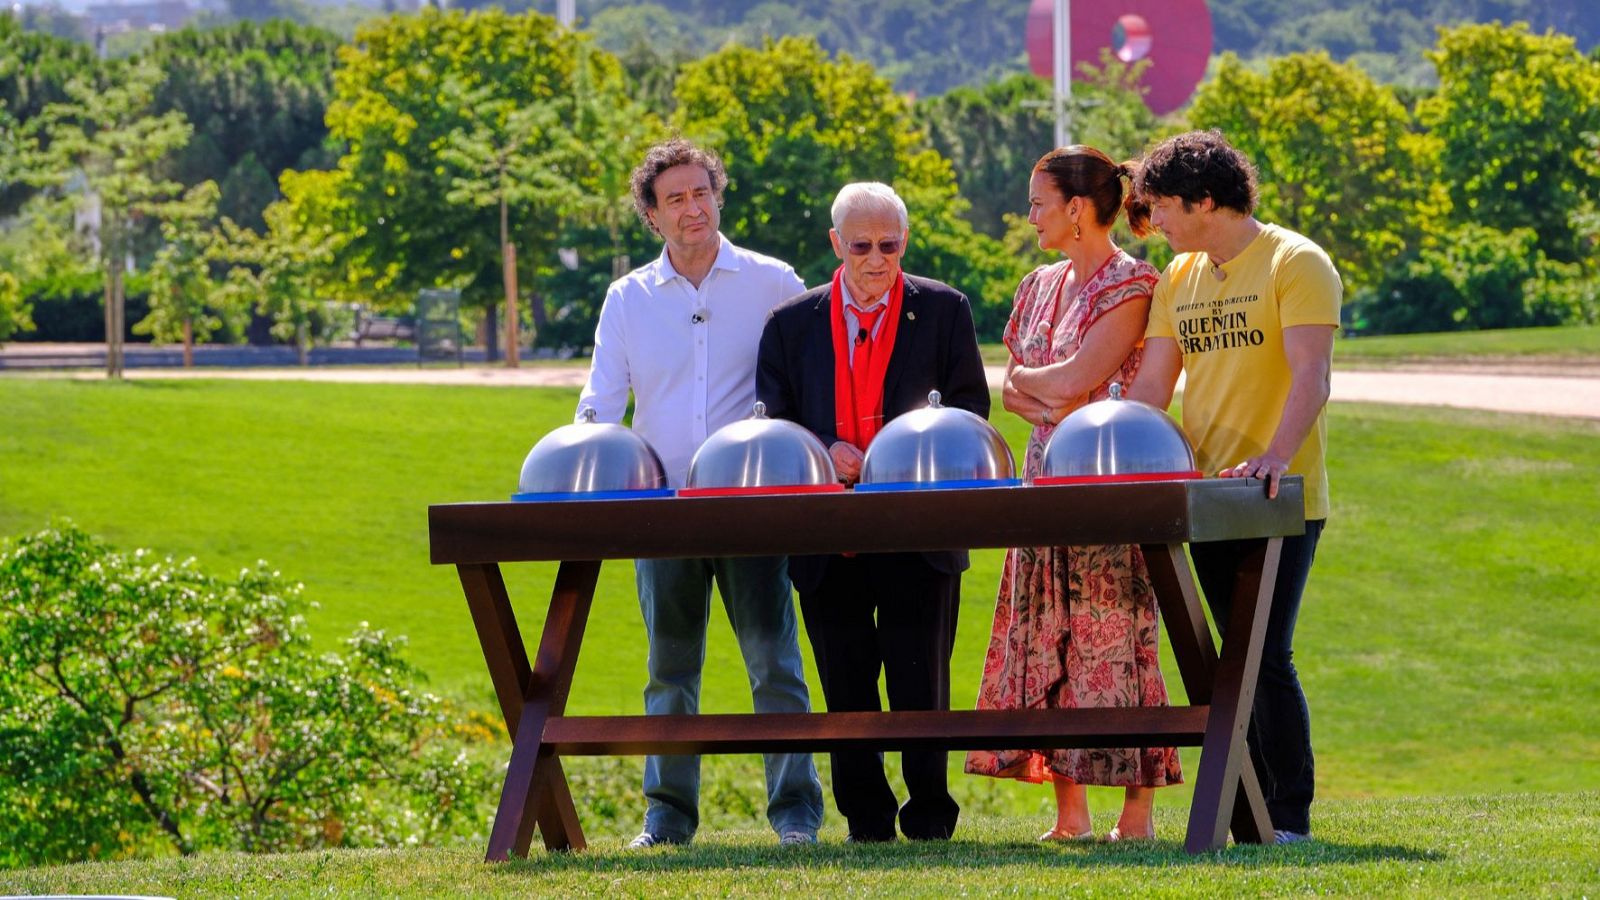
[1177,296,1266,354]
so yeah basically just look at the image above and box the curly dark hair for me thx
[629,138,728,234]
[1132,130,1258,216]
[1034,145,1152,237]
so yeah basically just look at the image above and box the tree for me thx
[671,36,1029,336]
[142,20,342,230]
[1364,222,1585,333]
[213,168,353,365]
[915,57,1159,241]
[1188,51,1448,292]
[136,181,246,365]
[323,8,635,358]
[1419,22,1600,263]
[0,105,30,342]
[438,78,587,363]
[0,269,28,344]
[23,61,193,378]
[0,524,489,867]
[0,14,97,215]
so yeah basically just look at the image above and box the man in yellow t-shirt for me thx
[1127,130,1341,846]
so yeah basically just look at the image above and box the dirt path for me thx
[23,362,1600,419]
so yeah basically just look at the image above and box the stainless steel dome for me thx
[514,407,668,499]
[684,402,839,493]
[858,391,1016,489]
[1038,383,1199,482]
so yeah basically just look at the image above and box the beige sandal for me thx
[1039,827,1095,842]
[1105,826,1156,842]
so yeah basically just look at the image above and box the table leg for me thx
[1142,542,1274,853]
[1178,538,1282,853]
[460,560,601,860]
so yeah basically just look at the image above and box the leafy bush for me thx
[0,524,495,869]
[1360,224,1593,334]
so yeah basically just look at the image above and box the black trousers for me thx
[1190,519,1325,835]
[798,553,961,841]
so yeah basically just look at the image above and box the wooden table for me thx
[428,476,1304,859]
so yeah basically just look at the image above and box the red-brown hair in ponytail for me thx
[1034,145,1152,238]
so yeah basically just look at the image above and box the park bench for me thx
[353,311,416,345]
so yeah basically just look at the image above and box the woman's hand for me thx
[1003,359,1053,426]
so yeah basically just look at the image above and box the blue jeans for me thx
[635,555,823,841]
[1190,519,1325,836]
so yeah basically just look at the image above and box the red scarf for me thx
[830,266,904,448]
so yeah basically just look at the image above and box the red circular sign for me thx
[1025,0,1214,116]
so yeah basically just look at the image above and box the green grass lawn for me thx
[2,377,1597,828]
[982,324,1599,368]
[1334,324,1600,366]
[3,792,1596,896]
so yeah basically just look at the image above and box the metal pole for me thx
[1053,0,1071,148]
[556,0,575,26]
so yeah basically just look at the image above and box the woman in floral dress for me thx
[965,146,1181,842]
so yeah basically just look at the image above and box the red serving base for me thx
[1033,471,1202,486]
[676,483,847,498]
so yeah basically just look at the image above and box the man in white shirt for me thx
[577,139,822,848]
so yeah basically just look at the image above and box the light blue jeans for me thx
[635,555,823,841]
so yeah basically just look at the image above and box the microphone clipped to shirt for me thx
[856,327,869,346]
[691,308,709,325]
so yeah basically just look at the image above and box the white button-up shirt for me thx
[578,235,807,487]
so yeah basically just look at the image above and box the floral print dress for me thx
[964,252,1183,788]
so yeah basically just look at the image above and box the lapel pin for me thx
[906,311,916,321]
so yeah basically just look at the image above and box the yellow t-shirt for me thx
[1146,224,1342,519]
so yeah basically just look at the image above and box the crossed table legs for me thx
[455,537,1281,860]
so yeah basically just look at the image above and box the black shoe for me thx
[844,831,896,844]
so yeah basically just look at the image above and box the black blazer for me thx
[756,273,991,594]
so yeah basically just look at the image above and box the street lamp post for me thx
[1053,0,1071,148]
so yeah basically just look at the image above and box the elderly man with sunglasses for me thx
[756,181,989,843]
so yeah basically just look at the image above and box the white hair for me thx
[830,182,908,231]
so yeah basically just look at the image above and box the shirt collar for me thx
[653,233,739,286]
[839,278,889,312]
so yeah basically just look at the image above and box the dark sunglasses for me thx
[845,238,904,256]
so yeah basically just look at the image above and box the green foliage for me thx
[1365,223,1592,333]
[0,270,30,343]
[0,190,115,340]
[213,168,354,361]
[323,8,639,322]
[1419,22,1600,264]
[915,58,1159,242]
[141,20,342,230]
[0,14,97,214]
[576,0,1030,98]
[22,60,194,317]
[672,34,1025,334]
[1189,52,1447,292]
[0,523,494,868]
[1209,0,1600,84]
[136,181,247,347]
[914,74,1051,241]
